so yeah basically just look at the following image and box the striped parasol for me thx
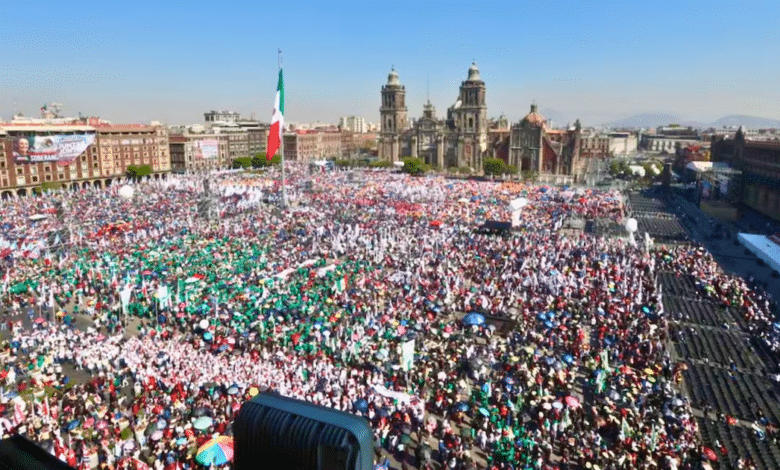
[196,435,233,466]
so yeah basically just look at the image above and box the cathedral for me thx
[378,63,487,170]
[378,64,582,183]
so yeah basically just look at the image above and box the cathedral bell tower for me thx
[456,62,487,169]
[379,68,408,162]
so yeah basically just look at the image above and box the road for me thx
[671,193,780,303]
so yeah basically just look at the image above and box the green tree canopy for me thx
[483,158,506,176]
[401,157,429,175]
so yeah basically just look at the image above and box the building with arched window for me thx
[378,63,488,170]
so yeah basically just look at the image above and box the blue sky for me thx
[1,0,778,126]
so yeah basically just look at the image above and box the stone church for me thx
[378,64,583,183]
[378,63,487,170]
[507,104,583,184]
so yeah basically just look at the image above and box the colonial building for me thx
[712,127,780,221]
[168,130,230,173]
[378,63,488,170]
[283,129,343,162]
[508,105,582,184]
[0,122,170,197]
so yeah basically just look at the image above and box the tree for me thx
[371,160,393,168]
[126,164,150,182]
[401,157,429,176]
[251,153,269,168]
[231,157,253,169]
[505,164,518,175]
[609,160,630,176]
[483,158,506,176]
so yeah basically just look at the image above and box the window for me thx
[32,176,38,182]
[16,168,22,175]
[45,174,52,181]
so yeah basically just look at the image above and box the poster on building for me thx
[193,139,218,159]
[12,134,95,165]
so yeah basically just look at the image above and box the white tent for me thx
[739,233,780,273]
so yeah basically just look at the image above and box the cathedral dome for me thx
[467,62,481,81]
[522,104,546,127]
[387,68,400,86]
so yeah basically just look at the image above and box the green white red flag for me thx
[267,69,284,160]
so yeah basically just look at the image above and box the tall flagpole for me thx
[278,49,289,209]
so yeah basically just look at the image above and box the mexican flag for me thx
[267,68,284,160]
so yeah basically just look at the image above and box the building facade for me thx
[0,123,170,197]
[508,105,582,184]
[339,116,368,133]
[608,132,638,156]
[168,128,230,173]
[283,130,343,162]
[579,132,610,159]
[712,127,780,221]
[378,63,488,170]
[204,110,240,124]
[236,121,268,156]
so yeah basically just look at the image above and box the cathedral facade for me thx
[378,63,488,170]
[508,104,582,184]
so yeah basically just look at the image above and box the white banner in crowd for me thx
[372,384,416,404]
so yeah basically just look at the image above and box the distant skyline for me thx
[1,0,778,127]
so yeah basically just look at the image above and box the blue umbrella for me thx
[478,407,490,417]
[66,419,81,431]
[545,357,555,365]
[462,313,485,326]
[203,332,213,341]
[156,419,167,430]
[537,313,547,321]
[544,321,554,329]
[193,416,213,430]
[227,386,239,395]
[5,391,19,399]
[176,437,188,446]
[454,402,469,412]
[353,399,368,413]
[375,458,390,470]
[563,354,574,364]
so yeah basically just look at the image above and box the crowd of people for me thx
[0,164,766,470]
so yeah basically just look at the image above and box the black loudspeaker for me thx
[0,434,75,470]
[203,179,211,194]
[234,393,373,470]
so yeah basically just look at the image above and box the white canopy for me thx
[739,233,780,273]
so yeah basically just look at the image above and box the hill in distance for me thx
[708,114,780,129]
[606,112,780,130]
[607,113,683,129]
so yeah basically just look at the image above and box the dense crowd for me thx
[0,165,764,470]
